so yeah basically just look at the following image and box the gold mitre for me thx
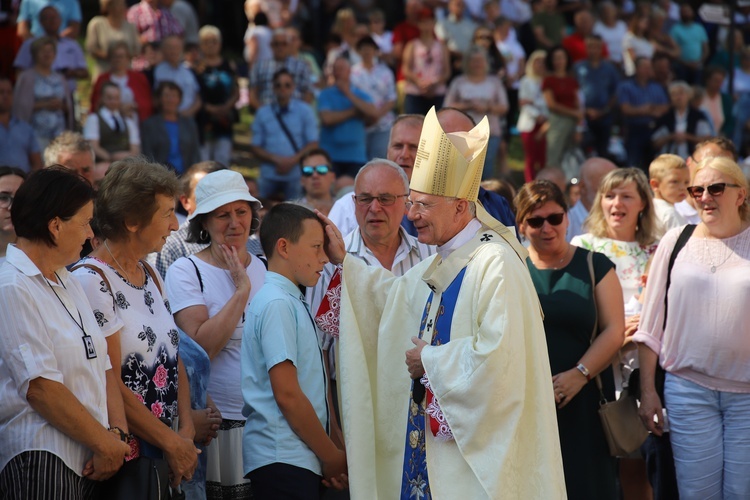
[410,106,489,202]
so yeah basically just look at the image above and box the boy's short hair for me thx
[260,203,321,258]
[649,154,687,182]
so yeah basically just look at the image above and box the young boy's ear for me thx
[275,238,290,260]
[649,178,660,193]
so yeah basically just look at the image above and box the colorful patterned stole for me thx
[400,267,467,500]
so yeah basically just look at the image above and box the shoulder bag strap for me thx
[663,224,696,330]
[186,256,204,293]
[140,260,163,296]
[272,108,300,153]
[587,250,607,402]
[71,263,115,309]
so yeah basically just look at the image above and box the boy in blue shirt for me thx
[241,203,347,499]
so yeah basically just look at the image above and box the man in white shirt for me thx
[307,159,435,419]
[327,114,423,236]
[566,157,616,241]
[308,158,434,332]
[675,137,738,224]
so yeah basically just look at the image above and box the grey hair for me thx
[463,45,489,75]
[44,131,95,167]
[272,28,289,40]
[199,25,221,42]
[668,80,692,96]
[355,158,410,193]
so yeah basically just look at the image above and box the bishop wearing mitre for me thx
[318,107,566,499]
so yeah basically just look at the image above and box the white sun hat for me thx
[188,170,262,221]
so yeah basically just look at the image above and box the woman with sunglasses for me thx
[635,156,750,499]
[571,167,659,500]
[515,180,624,500]
[166,169,265,499]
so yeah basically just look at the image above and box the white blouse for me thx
[0,245,110,474]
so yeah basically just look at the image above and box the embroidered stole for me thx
[400,267,467,500]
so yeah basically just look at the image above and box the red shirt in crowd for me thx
[541,75,579,109]
[562,33,610,63]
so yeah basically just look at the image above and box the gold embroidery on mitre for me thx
[410,107,490,202]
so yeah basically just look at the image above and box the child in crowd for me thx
[241,204,347,499]
[649,154,690,231]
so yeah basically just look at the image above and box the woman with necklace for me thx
[516,180,624,500]
[71,159,199,489]
[571,167,659,500]
[166,169,265,500]
[0,167,130,498]
[635,156,750,499]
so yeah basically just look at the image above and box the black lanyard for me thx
[45,273,97,360]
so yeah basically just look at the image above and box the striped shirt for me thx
[307,227,435,351]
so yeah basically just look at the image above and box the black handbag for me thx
[101,456,171,500]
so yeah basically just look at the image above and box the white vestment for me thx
[337,223,566,499]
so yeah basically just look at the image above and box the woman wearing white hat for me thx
[166,169,265,499]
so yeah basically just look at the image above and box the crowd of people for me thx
[1,0,750,499]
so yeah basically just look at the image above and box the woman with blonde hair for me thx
[635,156,750,498]
[572,167,659,500]
[517,50,548,182]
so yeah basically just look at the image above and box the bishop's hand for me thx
[316,210,347,265]
[406,337,427,379]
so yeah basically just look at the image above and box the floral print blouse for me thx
[72,257,179,458]
[571,233,659,310]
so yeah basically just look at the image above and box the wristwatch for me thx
[576,363,591,382]
[109,426,130,444]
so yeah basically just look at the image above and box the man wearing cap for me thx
[319,107,565,499]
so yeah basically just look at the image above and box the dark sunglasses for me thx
[302,165,330,176]
[274,82,293,89]
[686,182,740,199]
[525,213,565,229]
